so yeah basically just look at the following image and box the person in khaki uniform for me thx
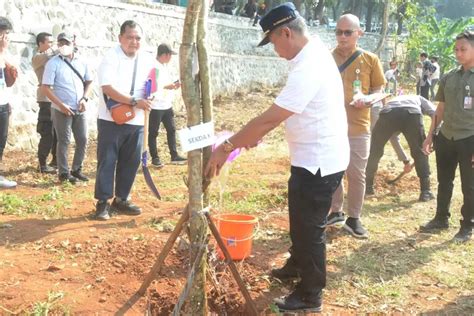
[32,32,57,174]
[421,30,474,243]
[327,14,386,238]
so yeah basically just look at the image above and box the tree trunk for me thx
[294,0,302,13]
[353,0,364,18]
[331,0,341,21]
[180,0,208,314]
[198,0,213,204]
[344,0,355,14]
[365,0,375,32]
[374,0,390,55]
[314,0,325,24]
[396,1,407,35]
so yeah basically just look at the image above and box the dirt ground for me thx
[1,88,472,315]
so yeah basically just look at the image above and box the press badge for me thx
[352,68,361,94]
[465,96,473,109]
[464,85,472,109]
[353,80,361,94]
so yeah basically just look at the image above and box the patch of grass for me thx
[39,186,63,202]
[0,190,68,218]
[147,217,177,232]
[30,291,69,315]
[0,193,40,216]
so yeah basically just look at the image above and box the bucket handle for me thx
[216,219,260,243]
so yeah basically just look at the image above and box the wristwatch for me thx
[222,139,234,153]
[131,97,138,107]
[81,96,88,102]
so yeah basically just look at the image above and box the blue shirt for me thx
[42,55,92,111]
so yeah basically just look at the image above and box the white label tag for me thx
[178,121,215,153]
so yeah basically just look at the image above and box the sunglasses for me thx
[335,29,356,37]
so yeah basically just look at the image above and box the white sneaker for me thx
[0,176,17,189]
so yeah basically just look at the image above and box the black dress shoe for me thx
[274,290,322,312]
[271,259,299,280]
[419,190,435,202]
[420,217,449,232]
[40,165,56,174]
[71,168,89,182]
[111,198,141,216]
[453,225,472,243]
[95,201,110,221]
[59,173,78,184]
[151,158,164,168]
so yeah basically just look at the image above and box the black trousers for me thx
[366,108,430,186]
[148,108,178,160]
[420,85,430,100]
[435,132,474,228]
[94,119,143,201]
[0,103,9,161]
[37,102,57,166]
[288,167,344,295]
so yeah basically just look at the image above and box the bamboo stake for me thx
[137,207,189,295]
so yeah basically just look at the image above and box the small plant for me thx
[39,187,63,202]
[0,193,26,214]
[31,291,67,315]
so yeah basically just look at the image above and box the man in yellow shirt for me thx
[327,14,386,238]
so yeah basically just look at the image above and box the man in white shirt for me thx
[148,43,186,168]
[94,20,154,220]
[205,3,349,312]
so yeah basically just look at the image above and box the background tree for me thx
[404,2,474,73]
[374,0,390,54]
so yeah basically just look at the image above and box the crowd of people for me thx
[0,18,186,220]
[0,4,473,313]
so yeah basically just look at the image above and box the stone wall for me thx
[3,0,396,150]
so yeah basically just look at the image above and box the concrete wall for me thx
[3,0,396,150]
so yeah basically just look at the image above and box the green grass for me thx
[0,187,71,218]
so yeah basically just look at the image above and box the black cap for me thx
[157,43,177,56]
[57,31,74,43]
[258,2,299,47]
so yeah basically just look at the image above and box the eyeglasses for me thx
[335,29,356,37]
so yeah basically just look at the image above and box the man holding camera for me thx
[32,32,57,174]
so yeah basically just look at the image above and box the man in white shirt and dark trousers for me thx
[94,20,154,220]
[148,43,186,168]
[205,3,349,312]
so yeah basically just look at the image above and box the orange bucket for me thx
[215,214,258,261]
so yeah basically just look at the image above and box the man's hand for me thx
[60,103,75,116]
[205,145,231,179]
[135,99,152,111]
[350,93,368,108]
[78,99,87,112]
[403,161,414,173]
[422,135,433,155]
[352,98,368,108]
